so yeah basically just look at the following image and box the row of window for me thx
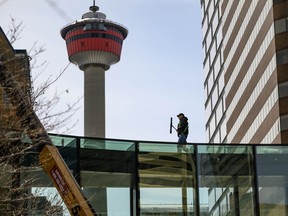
[206,97,226,143]
[261,119,280,144]
[205,51,223,104]
[224,2,274,142]
[202,3,222,67]
[269,14,288,67]
[226,37,275,142]
[240,87,278,144]
[65,32,123,45]
[83,23,106,31]
[207,0,243,144]
[202,0,225,143]
[225,0,273,90]
[67,25,123,36]
[227,56,276,143]
[275,16,288,135]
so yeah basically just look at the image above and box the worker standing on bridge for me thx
[177,113,189,143]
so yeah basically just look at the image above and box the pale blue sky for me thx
[0,0,205,143]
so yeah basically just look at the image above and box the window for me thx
[202,16,208,36]
[274,0,285,4]
[275,18,287,34]
[281,115,288,131]
[214,53,221,76]
[212,8,219,36]
[220,118,227,143]
[218,70,224,94]
[279,82,288,98]
[210,41,217,63]
[205,98,212,122]
[83,23,106,31]
[216,102,223,125]
[210,113,216,136]
[208,0,214,23]
[216,26,223,50]
[208,70,214,94]
[212,86,218,108]
[276,49,288,65]
[206,27,212,50]
[204,57,210,77]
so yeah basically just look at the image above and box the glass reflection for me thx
[138,143,196,215]
[256,146,288,216]
[80,139,135,215]
[198,145,255,216]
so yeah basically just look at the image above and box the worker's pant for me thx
[178,134,187,143]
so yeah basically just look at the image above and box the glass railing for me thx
[21,134,288,216]
[80,137,134,151]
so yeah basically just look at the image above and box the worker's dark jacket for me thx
[177,117,189,137]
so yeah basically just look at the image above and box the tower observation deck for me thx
[61,2,128,138]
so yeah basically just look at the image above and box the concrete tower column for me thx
[83,65,105,138]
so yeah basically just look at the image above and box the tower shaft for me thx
[84,65,105,138]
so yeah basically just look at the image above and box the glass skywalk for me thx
[25,134,288,216]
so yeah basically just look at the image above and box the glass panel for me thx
[138,143,197,215]
[256,146,288,216]
[212,8,219,36]
[280,115,288,131]
[275,18,287,34]
[204,56,210,78]
[277,49,288,65]
[50,135,76,147]
[80,137,134,151]
[31,187,67,215]
[80,138,135,215]
[20,165,68,215]
[50,135,77,174]
[279,82,288,98]
[198,145,256,215]
[107,188,130,216]
[139,143,193,153]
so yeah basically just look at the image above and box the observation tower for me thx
[61,1,128,138]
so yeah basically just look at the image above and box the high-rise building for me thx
[201,0,288,144]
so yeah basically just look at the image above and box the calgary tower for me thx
[61,1,128,138]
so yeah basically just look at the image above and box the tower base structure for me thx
[83,65,106,138]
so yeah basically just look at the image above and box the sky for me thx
[0,0,205,143]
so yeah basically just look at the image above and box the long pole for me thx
[170,117,177,134]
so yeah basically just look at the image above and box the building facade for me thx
[201,0,288,144]
[0,27,31,134]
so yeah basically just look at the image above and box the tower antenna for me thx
[90,0,99,12]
